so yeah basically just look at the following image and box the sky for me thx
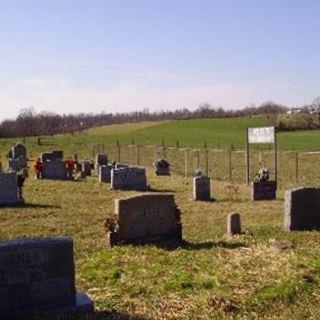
[0,0,319,120]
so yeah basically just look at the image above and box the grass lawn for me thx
[1,171,320,319]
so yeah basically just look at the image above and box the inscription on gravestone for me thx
[106,193,182,246]
[41,160,68,180]
[111,167,148,190]
[0,237,93,318]
[284,187,320,231]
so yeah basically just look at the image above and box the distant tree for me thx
[312,97,320,126]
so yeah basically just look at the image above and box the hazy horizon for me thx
[1,0,319,121]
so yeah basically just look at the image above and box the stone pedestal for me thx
[251,181,276,200]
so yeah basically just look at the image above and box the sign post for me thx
[245,126,277,187]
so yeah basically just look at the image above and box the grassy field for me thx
[2,117,320,159]
[2,171,320,319]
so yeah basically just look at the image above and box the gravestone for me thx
[106,193,182,246]
[0,172,23,205]
[111,167,147,191]
[193,176,211,201]
[115,163,128,169]
[41,151,63,162]
[99,165,113,183]
[0,237,94,318]
[82,161,92,176]
[284,187,320,231]
[42,160,68,180]
[252,181,276,200]
[227,213,241,235]
[8,143,28,171]
[95,154,108,168]
[154,158,170,176]
[12,143,27,159]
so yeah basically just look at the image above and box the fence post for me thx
[295,152,299,183]
[184,149,188,177]
[176,140,180,149]
[229,149,232,181]
[205,149,209,176]
[116,140,121,162]
[136,145,140,165]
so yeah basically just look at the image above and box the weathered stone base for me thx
[251,181,276,201]
[2,293,94,319]
[0,198,24,206]
[155,167,170,176]
[107,232,182,248]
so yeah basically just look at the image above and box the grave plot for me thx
[0,237,94,318]
[106,193,182,246]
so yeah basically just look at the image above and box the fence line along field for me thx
[2,117,320,319]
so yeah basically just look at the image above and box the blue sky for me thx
[0,0,319,120]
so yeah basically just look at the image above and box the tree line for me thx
[0,101,297,138]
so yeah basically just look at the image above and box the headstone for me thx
[193,176,211,201]
[106,193,182,246]
[8,158,28,172]
[41,151,63,162]
[227,213,241,235]
[154,158,170,176]
[252,181,276,200]
[12,143,27,159]
[115,163,128,169]
[0,172,23,205]
[8,143,28,171]
[82,161,92,176]
[111,167,147,191]
[42,160,68,180]
[95,154,108,168]
[0,237,94,318]
[284,187,320,231]
[99,165,113,183]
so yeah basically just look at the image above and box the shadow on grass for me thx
[147,187,176,193]
[130,239,247,251]
[0,203,61,209]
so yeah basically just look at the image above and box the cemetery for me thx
[1,124,320,319]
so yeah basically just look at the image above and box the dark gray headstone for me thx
[284,187,320,231]
[41,151,63,162]
[111,167,147,191]
[42,160,68,180]
[99,165,113,183]
[8,158,28,172]
[82,161,92,176]
[252,181,276,200]
[106,193,182,246]
[0,172,23,205]
[227,213,241,235]
[193,176,211,201]
[0,237,93,318]
[95,154,108,168]
[12,143,27,160]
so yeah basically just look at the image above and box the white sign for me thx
[248,126,275,144]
